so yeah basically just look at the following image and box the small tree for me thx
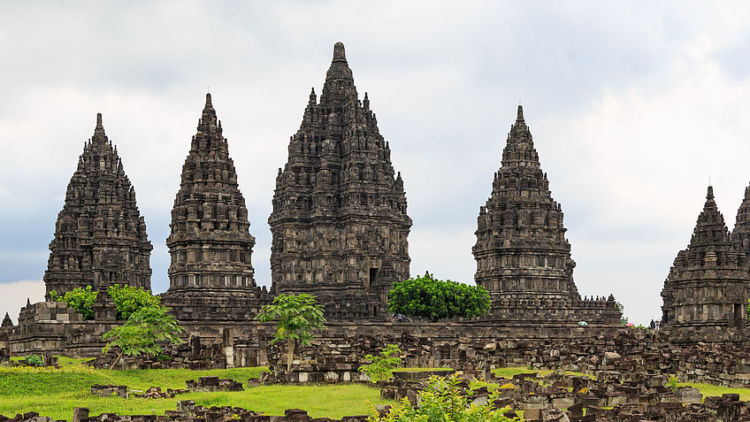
[108,284,160,320]
[369,373,519,421]
[50,286,98,320]
[388,272,490,321]
[102,305,184,369]
[359,344,403,383]
[256,293,326,371]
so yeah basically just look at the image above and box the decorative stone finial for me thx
[333,42,346,62]
[205,92,213,107]
[707,185,714,200]
[516,105,524,122]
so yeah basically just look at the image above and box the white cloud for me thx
[0,280,45,324]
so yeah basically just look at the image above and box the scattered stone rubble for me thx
[265,328,750,388]
[380,369,750,421]
[0,402,370,422]
[185,376,243,392]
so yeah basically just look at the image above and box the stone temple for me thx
[161,94,269,322]
[43,114,152,299]
[731,183,750,257]
[269,42,412,319]
[661,186,750,329]
[473,106,620,324]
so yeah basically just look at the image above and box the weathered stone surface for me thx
[162,94,270,321]
[269,42,411,319]
[43,113,152,298]
[661,186,750,332]
[473,106,620,324]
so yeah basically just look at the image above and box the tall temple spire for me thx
[662,185,749,330]
[472,106,621,325]
[269,42,411,320]
[163,93,266,322]
[731,181,750,256]
[43,113,152,298]
[474,106,580,304]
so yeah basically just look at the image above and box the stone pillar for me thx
[223,328,234,369]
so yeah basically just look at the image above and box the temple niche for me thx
[161,94,269,322]
[43,114,152,299]
[662,186,750,330]
[268,42,412,320]
[473,106,620,324]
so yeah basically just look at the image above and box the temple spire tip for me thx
[516,105,524,122]
[707,185,714,200]
[333,42,346,61]
[205,92,213,107]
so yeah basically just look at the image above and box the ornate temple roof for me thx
[43,114,152,298]
[473,106,579,300]
[166,93,256,291]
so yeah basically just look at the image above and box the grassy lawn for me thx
[0,359,392,420]
[679,383,750,401]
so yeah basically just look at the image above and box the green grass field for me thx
[4,360,750,420]
[0,359,392,420]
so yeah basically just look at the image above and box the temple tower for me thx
[43,114,152,298]
[269,42,412,319]
[661,186,750,329]
[473,107,620,324]
[473,106,579,302]
[731,183,750,257]
[162,94,268,321]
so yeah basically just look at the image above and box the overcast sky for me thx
[3,1,750,325]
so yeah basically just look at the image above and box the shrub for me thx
[50,286,98,320]
[108,284,160,320]
[24,355,44,367]
[667,375,679,392]
[359,344,402,383]
[369,373,519,421]
[387,272,490,321]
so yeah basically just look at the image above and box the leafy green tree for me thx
[108,284,160,320]
[102,305,184,369]
[50,286,98,320]
[256,293,326,371]
[369,373,519,421]
[359,344,403,383]
[387,272,490,321]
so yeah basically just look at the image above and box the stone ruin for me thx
[161,93,270,322]
[1,403,371,422]
[473,106,620,324]
[42,113,152,299]
[268,42,412,320]
[661,186,750,330]
[1,42,749,374]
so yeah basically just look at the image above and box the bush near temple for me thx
[387,272,490,321]
[49,286,98,320]
[107,284,160,320]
